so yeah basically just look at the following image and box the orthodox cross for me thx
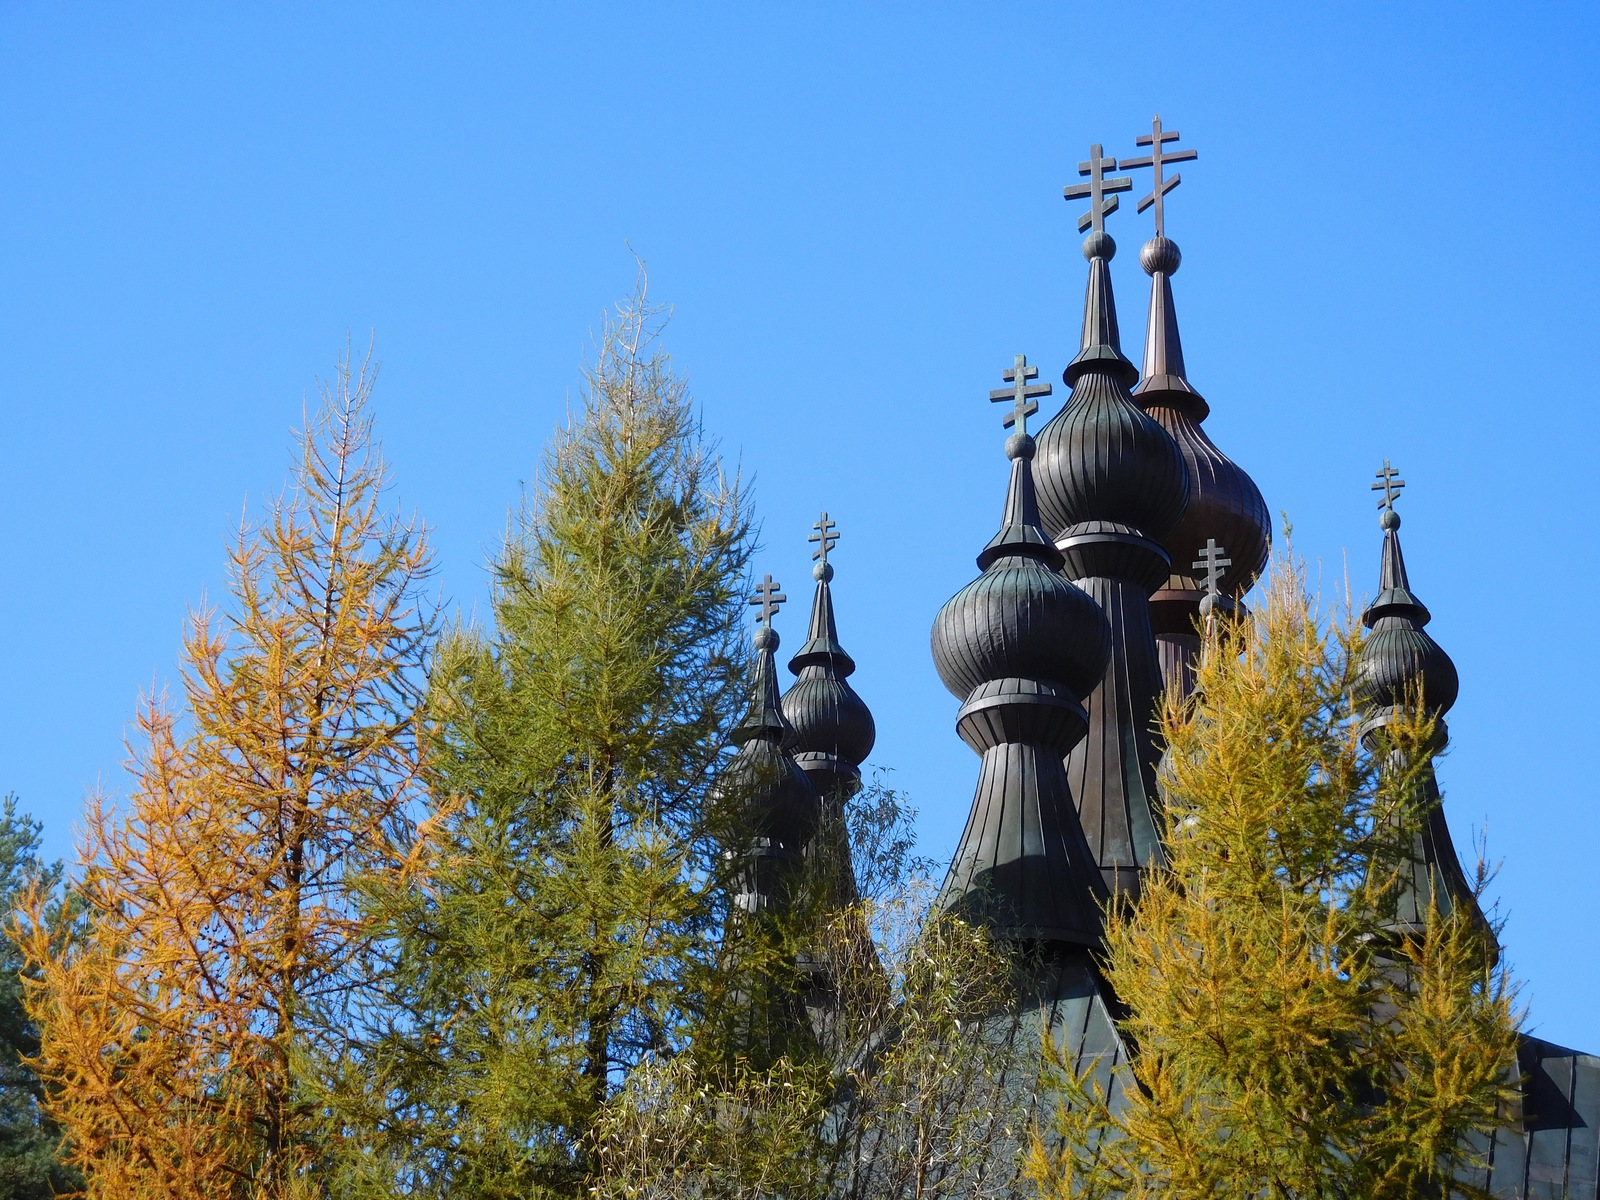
[749,575,786,626]
[988,353,1052,435]
[809,512,839,565]
[1373,460,1406,510]
[1062,143,1133,235]
[1192,538,1232,598]
[1120,115,1197,238]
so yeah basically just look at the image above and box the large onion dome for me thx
[1029,197,1190,895]
[930,377,1111,948]
[1132,233,1271,697]
[1353,472,1486,951]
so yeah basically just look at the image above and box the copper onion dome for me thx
[930,358,1111,947]
[782,514,876,798]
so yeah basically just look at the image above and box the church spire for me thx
[723,578,820,916]
[931,355,1111,945]
[1121,117,1271,700]
[1353,464,1490,950]
[782,514,876,896]
[1034,138,1191,895]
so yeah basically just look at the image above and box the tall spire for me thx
[1034,138,1191,895]
[1121,117,1271,699]
[1353,465,1489,949]
[724,578,820,915]
[931,356,1111,945]
[782,515,876,890]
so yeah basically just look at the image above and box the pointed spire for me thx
[1062,145,1139,388]
[1353,465,1487,951]
[733,575,791,743]
[930,358,1112,945]
[981,354,1063,567]
[1120,117,1271,698]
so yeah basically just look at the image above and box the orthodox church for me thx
[723,118,1600,1197]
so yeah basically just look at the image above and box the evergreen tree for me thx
[325,278,756,1199]
[0,796,80,1198]
[17,352,435,1200]
[1030,558,1520,1200]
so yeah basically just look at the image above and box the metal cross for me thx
[1062,143,1133,235]
[809,512,839,565]
[1372,460,1406,510]
[987,353,1052,435]
[749,575,787,626]
[1192,539,1232,597]
[1120,115,1197,238]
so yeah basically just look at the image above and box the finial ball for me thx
[1140,236,1182,276]
[1081,230,1116,262]
[1005,431,1035,461]
[1380,508,1401,532]
[1198,592,1219,619]
[813,560,834,583]
[753,625,779,651]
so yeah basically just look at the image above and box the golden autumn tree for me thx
[16,349,436,1200]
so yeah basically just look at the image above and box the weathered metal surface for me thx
[930,358,1111,945]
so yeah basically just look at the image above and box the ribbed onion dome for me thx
[932,434,1111,705]
[1132,235,1271,597]
[720,621,821,911]
[782,558,876,792]
[1033,230,1190,570]
[929,425,1112,947]
[1356,508,1459,717]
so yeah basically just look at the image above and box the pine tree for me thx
[1030,558,1520,1200]
[0,796,80,1198]
[324,278,757,1199]
[16,351,435,1200]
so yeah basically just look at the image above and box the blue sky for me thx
[1,4,1595,1046]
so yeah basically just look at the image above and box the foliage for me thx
[0,796,81,1198]
[16,352,435,1200]
[1030,557,1520,1200]
[321,276,757,1200]
[592,784,1038,1200]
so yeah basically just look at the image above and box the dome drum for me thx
[1056,523,1172,592]
[955,677,1089,755]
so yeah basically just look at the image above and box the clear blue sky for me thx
[1,4,1595,1047]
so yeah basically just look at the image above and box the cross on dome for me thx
[749,575,787,627]
[1063,143,1133,235]
[988,353,1052,435]
[1121,115,1197,238]
[809,512,839,565]
[1192,538,1232,598]
[1373,460,1406,511]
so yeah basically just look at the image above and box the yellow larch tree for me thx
[16,349,435,1200]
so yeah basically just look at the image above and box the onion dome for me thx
[1353,465,1487,952]
[721,577,820,915]
[782,513,876,800]
[1119,119,1270,699]
[930,357,1111,947]
[1030,143,1191,896]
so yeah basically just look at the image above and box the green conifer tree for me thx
[325,278,757,1200]
[1030,558,1520,1200]
[0,796,80,1199]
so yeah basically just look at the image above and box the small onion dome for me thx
[1131,235,1270,596]
[931,433,1111,709]
[1034,232,1190,554]
[783,558,876,783]
[721,623,820,859]
[1356,509,1459,718]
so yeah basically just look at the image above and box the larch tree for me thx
[321,277,757,1200]
[16,351,435,1200]
[1030,558,1520,1200]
